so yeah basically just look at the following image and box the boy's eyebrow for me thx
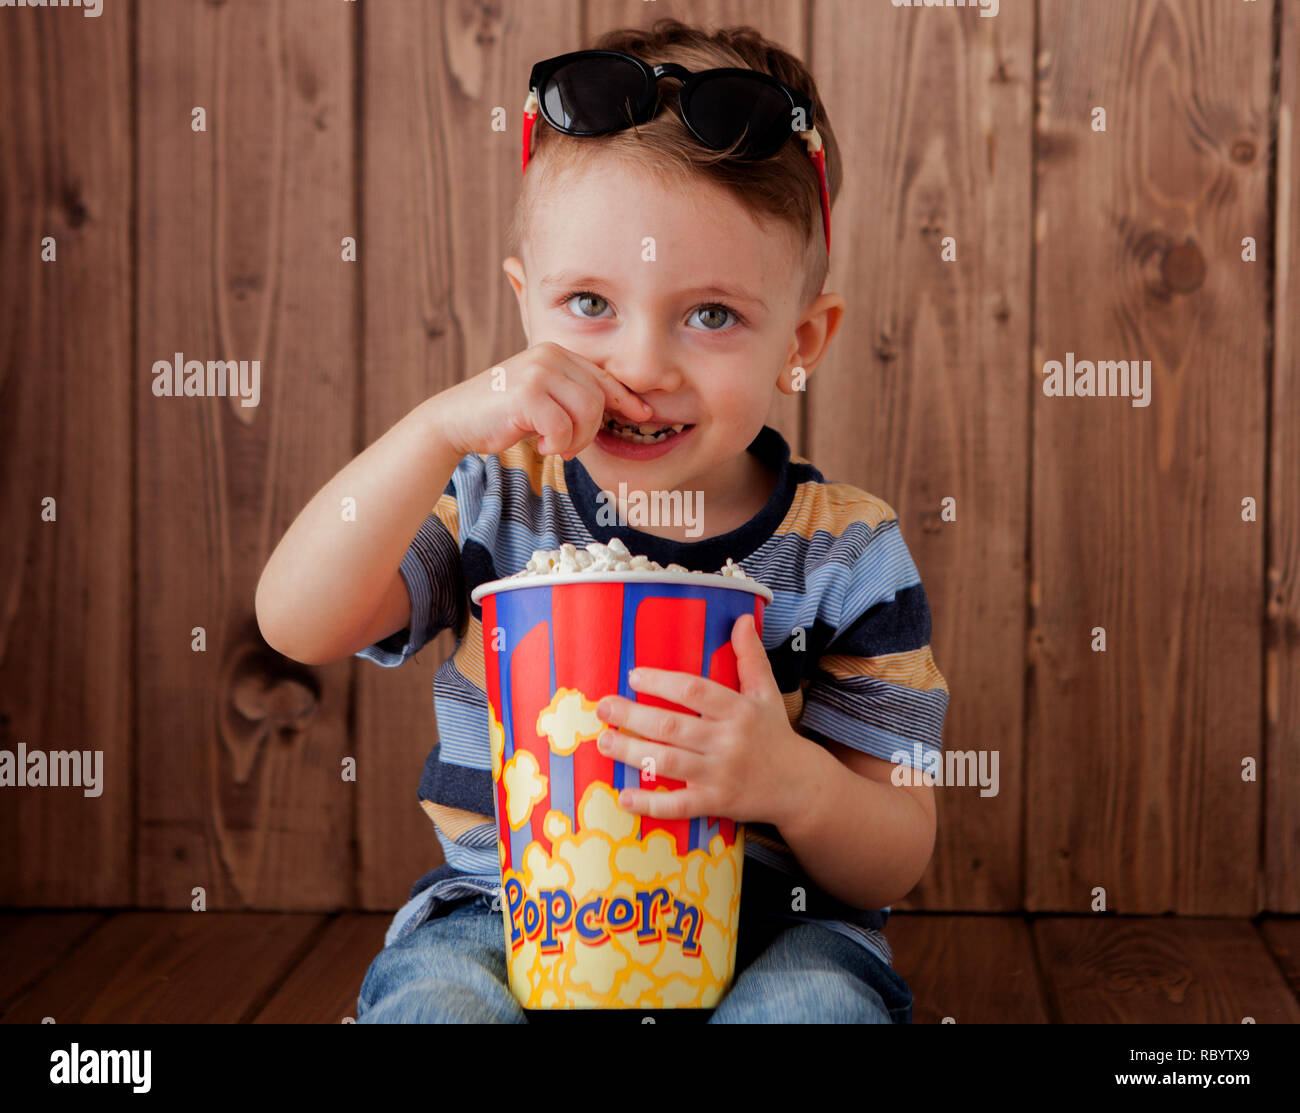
[539,273,769,312]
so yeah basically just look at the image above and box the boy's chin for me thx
[582,452,678,489]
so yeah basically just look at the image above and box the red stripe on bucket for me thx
[633,596,706,856]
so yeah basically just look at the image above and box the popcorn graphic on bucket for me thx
[470,542,773,1009]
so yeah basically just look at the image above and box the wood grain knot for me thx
[1160,241,1206,294]
[1230,138,1257,165]
[62,186,89,229]
[232,674,317,730]
[229,273,263,301]
[229,652,319,735]
[874,331,898,362]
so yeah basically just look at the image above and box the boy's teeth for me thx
[602,414,688,442]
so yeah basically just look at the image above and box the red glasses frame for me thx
[521,89,831,256]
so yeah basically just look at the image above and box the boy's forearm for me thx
[255,395,465,662]
[773,737,935,912]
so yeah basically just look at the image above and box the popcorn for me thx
[717,557,751,580]
[507,537,761,585]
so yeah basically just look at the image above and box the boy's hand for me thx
[432,341,653,460]
[593,613,812,827]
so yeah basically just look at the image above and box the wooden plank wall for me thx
[0,0,1293,916]
[0,1,132,904]
[134,0,358,909]
[1029,0,1271,915]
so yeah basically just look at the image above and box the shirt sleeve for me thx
[354,452,486,667]
[797,515,949,771]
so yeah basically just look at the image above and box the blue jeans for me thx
[356,891,912,1023]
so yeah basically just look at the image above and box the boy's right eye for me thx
[561,291,612,319]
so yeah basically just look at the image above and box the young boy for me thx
[256,19,947,1023]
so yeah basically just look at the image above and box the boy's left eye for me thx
[688,305,739,330]
[559,291,743,330]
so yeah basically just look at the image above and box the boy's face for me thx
[503,156,843,515]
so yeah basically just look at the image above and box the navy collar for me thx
[561,425,797,570]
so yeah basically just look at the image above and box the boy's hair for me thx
[509,19,842,310]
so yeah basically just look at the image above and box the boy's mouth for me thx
[600,412,694,445]
[596,411,696,460]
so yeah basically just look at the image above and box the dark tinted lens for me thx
[544,56,646,134]
[689,75,793,156]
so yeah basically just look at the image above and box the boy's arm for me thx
[255,395,466,666]
[339,567,419,659]
[771,501,948,912]
[775,738,936,912]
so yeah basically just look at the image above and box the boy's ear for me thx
[502,257,530,341]
[778,290,846,395]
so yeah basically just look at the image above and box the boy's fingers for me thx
[542,372,605,453]
[604,378,652,419]
[566,354,650,418]
[732,614,777,699]
[540,347,650,432]
[532,394,573,455]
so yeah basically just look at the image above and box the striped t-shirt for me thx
[358,424,948,969]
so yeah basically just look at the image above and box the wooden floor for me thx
[2,911,1298,1023]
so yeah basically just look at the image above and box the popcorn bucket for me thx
[470,568,773,1009]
